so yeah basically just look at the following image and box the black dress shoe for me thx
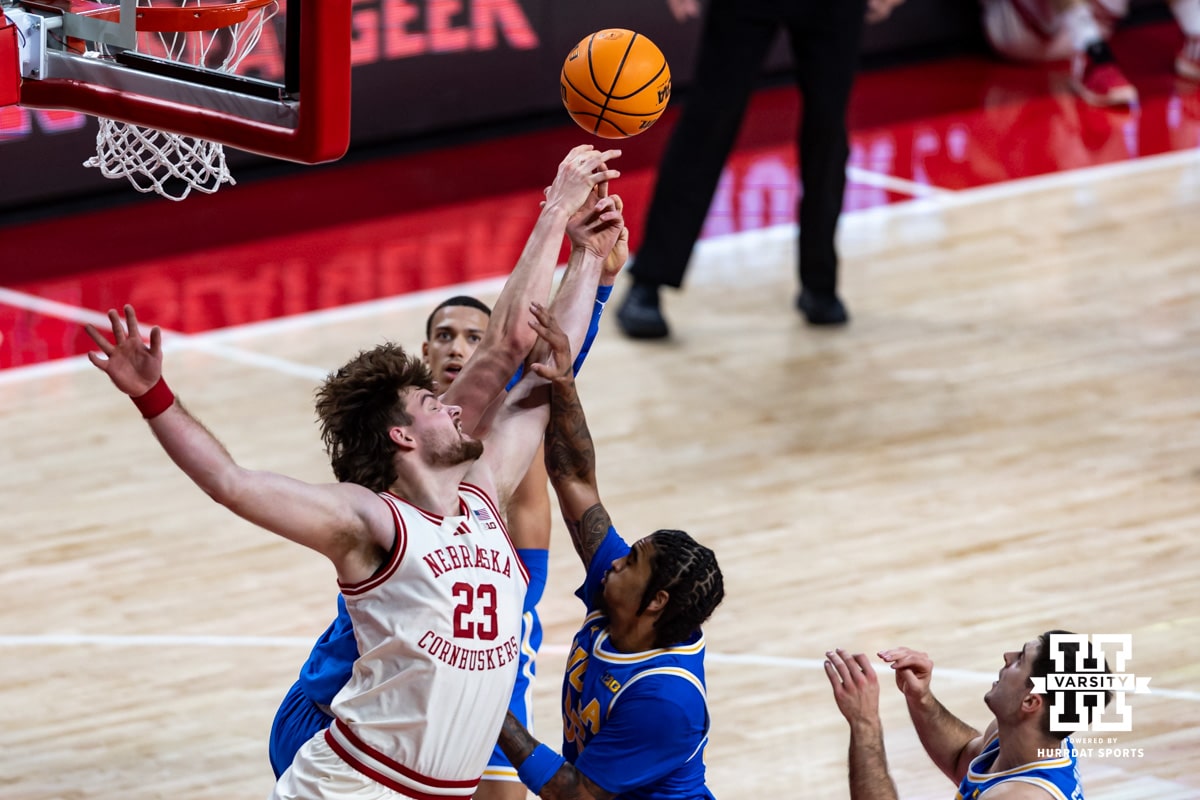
[796,288,849,326]
[617,284,670,339]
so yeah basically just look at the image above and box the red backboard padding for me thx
[0,16,19,107]
[18,0,351,163]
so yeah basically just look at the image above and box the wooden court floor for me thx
[1,152,1198,799]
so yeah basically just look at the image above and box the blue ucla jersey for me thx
[485,547,548,779]
[955,733,1083,800]
[563,527,714,800]
[268,594,360,776]
[298,593,358,706]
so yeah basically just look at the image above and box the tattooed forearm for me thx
[577,503,612,566]
[498,711,604,800]
[561,504,611,565]
[563,518,586,562]
[543,375,595,486]
[499,710,539,766]
[543,369,611,568]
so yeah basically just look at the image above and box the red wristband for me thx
[132,377,175,419]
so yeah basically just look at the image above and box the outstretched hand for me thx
[602,223,630,286]
[544,145,621,218]
[566,191,626,265]
[878,646,935,702]
[825,648,884,728]
[84,305,164,397]
[526,302,573,385]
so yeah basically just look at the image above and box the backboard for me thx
[2,0,351,165]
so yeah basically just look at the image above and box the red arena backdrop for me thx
[1,0,985,212]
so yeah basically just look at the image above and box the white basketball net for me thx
[84,0,279,201]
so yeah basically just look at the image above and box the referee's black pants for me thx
[631,0,868,296]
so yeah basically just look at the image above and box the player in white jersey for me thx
[823,631,1113,800]
[311,482,527,795]
[84,144,627,800]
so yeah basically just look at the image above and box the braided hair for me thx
[640,529,725,648]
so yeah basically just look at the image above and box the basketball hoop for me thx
[82,0,279,200]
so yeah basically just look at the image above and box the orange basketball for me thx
[560,29,671,139]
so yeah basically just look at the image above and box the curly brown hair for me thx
[314,343,434,492]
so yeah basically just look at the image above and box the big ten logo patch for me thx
[472,506,498,530]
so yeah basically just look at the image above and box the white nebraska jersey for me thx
[326,483,528,799]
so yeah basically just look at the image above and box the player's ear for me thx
[645,589,669,614]
[389,426,415,452]
[1022,688,1044,717]
[421,341,430,362]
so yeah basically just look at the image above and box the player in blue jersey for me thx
[494,344,725,800]
[824,631,1114,800]
[268,191,631,800]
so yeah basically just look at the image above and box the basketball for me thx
[560,29,672,139]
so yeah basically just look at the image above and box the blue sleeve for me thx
[572,283,611,378]
[517,547,549,613]
[505,365,523,392]
[504,284,611,391]
[572,676,709,794]
[297,594,359,706]
[573,526,629,614]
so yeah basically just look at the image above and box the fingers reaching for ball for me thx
[546,146,621,215]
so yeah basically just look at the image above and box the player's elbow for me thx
[490,314,540,365]
[202,466,255,511]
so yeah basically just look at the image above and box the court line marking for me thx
[0,633,1194,701]
[2,146,1197,387]
[0,286,331,385]
[846,166,952,197]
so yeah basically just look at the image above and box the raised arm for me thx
[552,190,623,361]
[539,355,610,570]
[446,145,621,433]
[824,649,901,800]
[879,647,986,783]
[480,190,628,563]
[470,194,624,510]
[85,306,391,583]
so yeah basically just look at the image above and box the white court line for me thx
[0,286,332,385]
[0,633,315,647]
[930,146,1200,208]
[0,634,1195,701]
[0,287,114,327]
[0,273,552,385]
[201,273,528,343]
[846,166,952,198]
[1,144,1197,389]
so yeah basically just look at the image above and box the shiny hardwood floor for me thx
[1,152,1198,799]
